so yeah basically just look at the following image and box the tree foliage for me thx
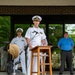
[0,16,10,47]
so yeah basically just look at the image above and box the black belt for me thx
[61,50,72,52]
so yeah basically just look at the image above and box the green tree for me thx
[0,16,10,47]
[49,24,63,46]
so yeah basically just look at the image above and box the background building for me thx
[0,0,75,72]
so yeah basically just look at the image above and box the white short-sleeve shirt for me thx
[11,36,27,51]
[25,26,46,47]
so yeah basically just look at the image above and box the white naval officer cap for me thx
[16,28,23,33]
[32,15,42,21]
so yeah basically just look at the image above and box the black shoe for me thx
[59,73,62,75]
[70,73,74,75]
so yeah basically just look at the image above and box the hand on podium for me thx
[43,44,48,46]
[28,44,33,50]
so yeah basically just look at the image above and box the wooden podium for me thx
[30,46,52,75]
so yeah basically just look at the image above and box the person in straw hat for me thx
[25,15,47,75]
[11,28,27,75]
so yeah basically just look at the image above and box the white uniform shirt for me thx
[25,26,46,48]
[11,36,27,51]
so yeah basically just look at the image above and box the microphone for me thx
[32,31,38,34]
[35,31,38,34]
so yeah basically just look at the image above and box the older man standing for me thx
[25,15,47,75]
[58,32,74,75]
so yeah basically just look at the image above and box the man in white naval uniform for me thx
[25,15,47,75]
[11,28,27,75]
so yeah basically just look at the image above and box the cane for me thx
[25,45,28,71]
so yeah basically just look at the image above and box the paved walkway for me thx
[0,71,75,75]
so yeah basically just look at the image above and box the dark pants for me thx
[59,50,73,74]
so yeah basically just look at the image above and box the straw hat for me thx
[8,44,20,60]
